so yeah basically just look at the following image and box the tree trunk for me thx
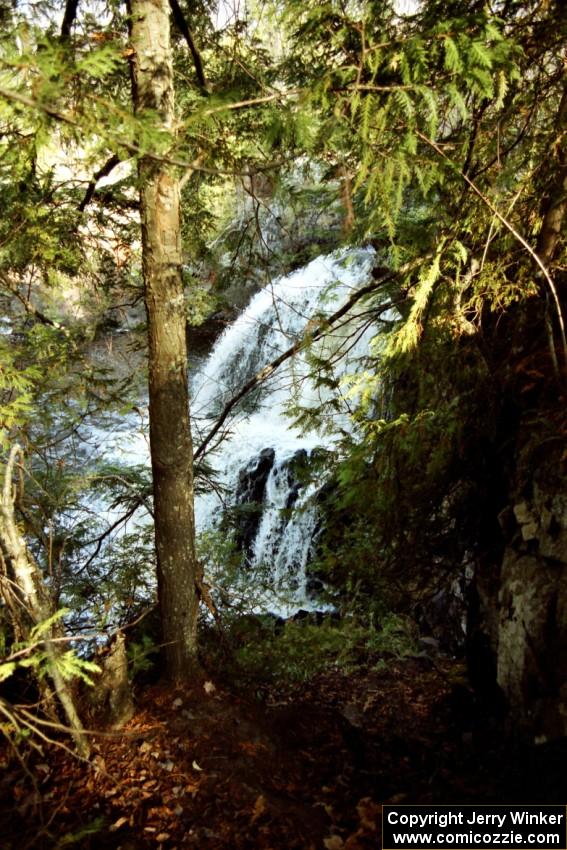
[537,85,567,270]
[129,0,200,679]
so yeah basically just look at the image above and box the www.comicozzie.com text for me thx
[386,810,565,846]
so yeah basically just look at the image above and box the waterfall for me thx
[75,247,379,619]
[192,247,377,614]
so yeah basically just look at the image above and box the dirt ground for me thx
[1,655,566,850]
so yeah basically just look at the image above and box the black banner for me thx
[382,805,567,850]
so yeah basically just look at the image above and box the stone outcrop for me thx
[496,481,567,740]
[476,429,567,741]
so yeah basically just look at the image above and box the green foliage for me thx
[0,610,101,686]
[0,0,564,705]
[278,1,521,254]
[47,649,101,686]
[386,246,444,356]
[184,273,218,326]
[55,817,107,848]
[196,526,294,616]
[310,283,500,608]
[0,341,39,449]
[291,0,567,609]
[233,613,418,684]
[127,634,159,678]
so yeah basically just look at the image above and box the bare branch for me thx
[199,89,301,116]
[169,0,207,91]
[0,273,67,331]
[78,154,121,212]
[194,257,426,461]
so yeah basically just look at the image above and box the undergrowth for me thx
[222,612,419,686]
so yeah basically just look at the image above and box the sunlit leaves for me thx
[393,88,414,121]
[73,42,122,79]
[0,342,39,451]
[470,40,493,70]
[387,246,443,356]
[443,36,462,73]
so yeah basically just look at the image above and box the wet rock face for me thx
[472,428,567,741]
[511,490,567,562]
[234,448,275,557]
[236,448,276,507]
[232,447,320,589]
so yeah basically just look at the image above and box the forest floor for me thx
[1,654,566,850]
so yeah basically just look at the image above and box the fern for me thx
[470,40,494,69]
[393,87,415,121]
[443,36,462,73]
[493,70,509,111]
[470,67,494,98]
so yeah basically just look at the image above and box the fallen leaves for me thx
[250,793,267,824]
[109,815,130,832]
[0,658,478,850]
[324,836,344,850]
[238,739,269,756]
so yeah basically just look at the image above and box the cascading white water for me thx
[191,247,378,613]
[74,247,380,617]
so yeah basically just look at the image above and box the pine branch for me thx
[0,85,296,176]
[194,256,427,461]
[416,129,567,387]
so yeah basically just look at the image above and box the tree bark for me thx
[536,85,567,270]
[129,0,200,680]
